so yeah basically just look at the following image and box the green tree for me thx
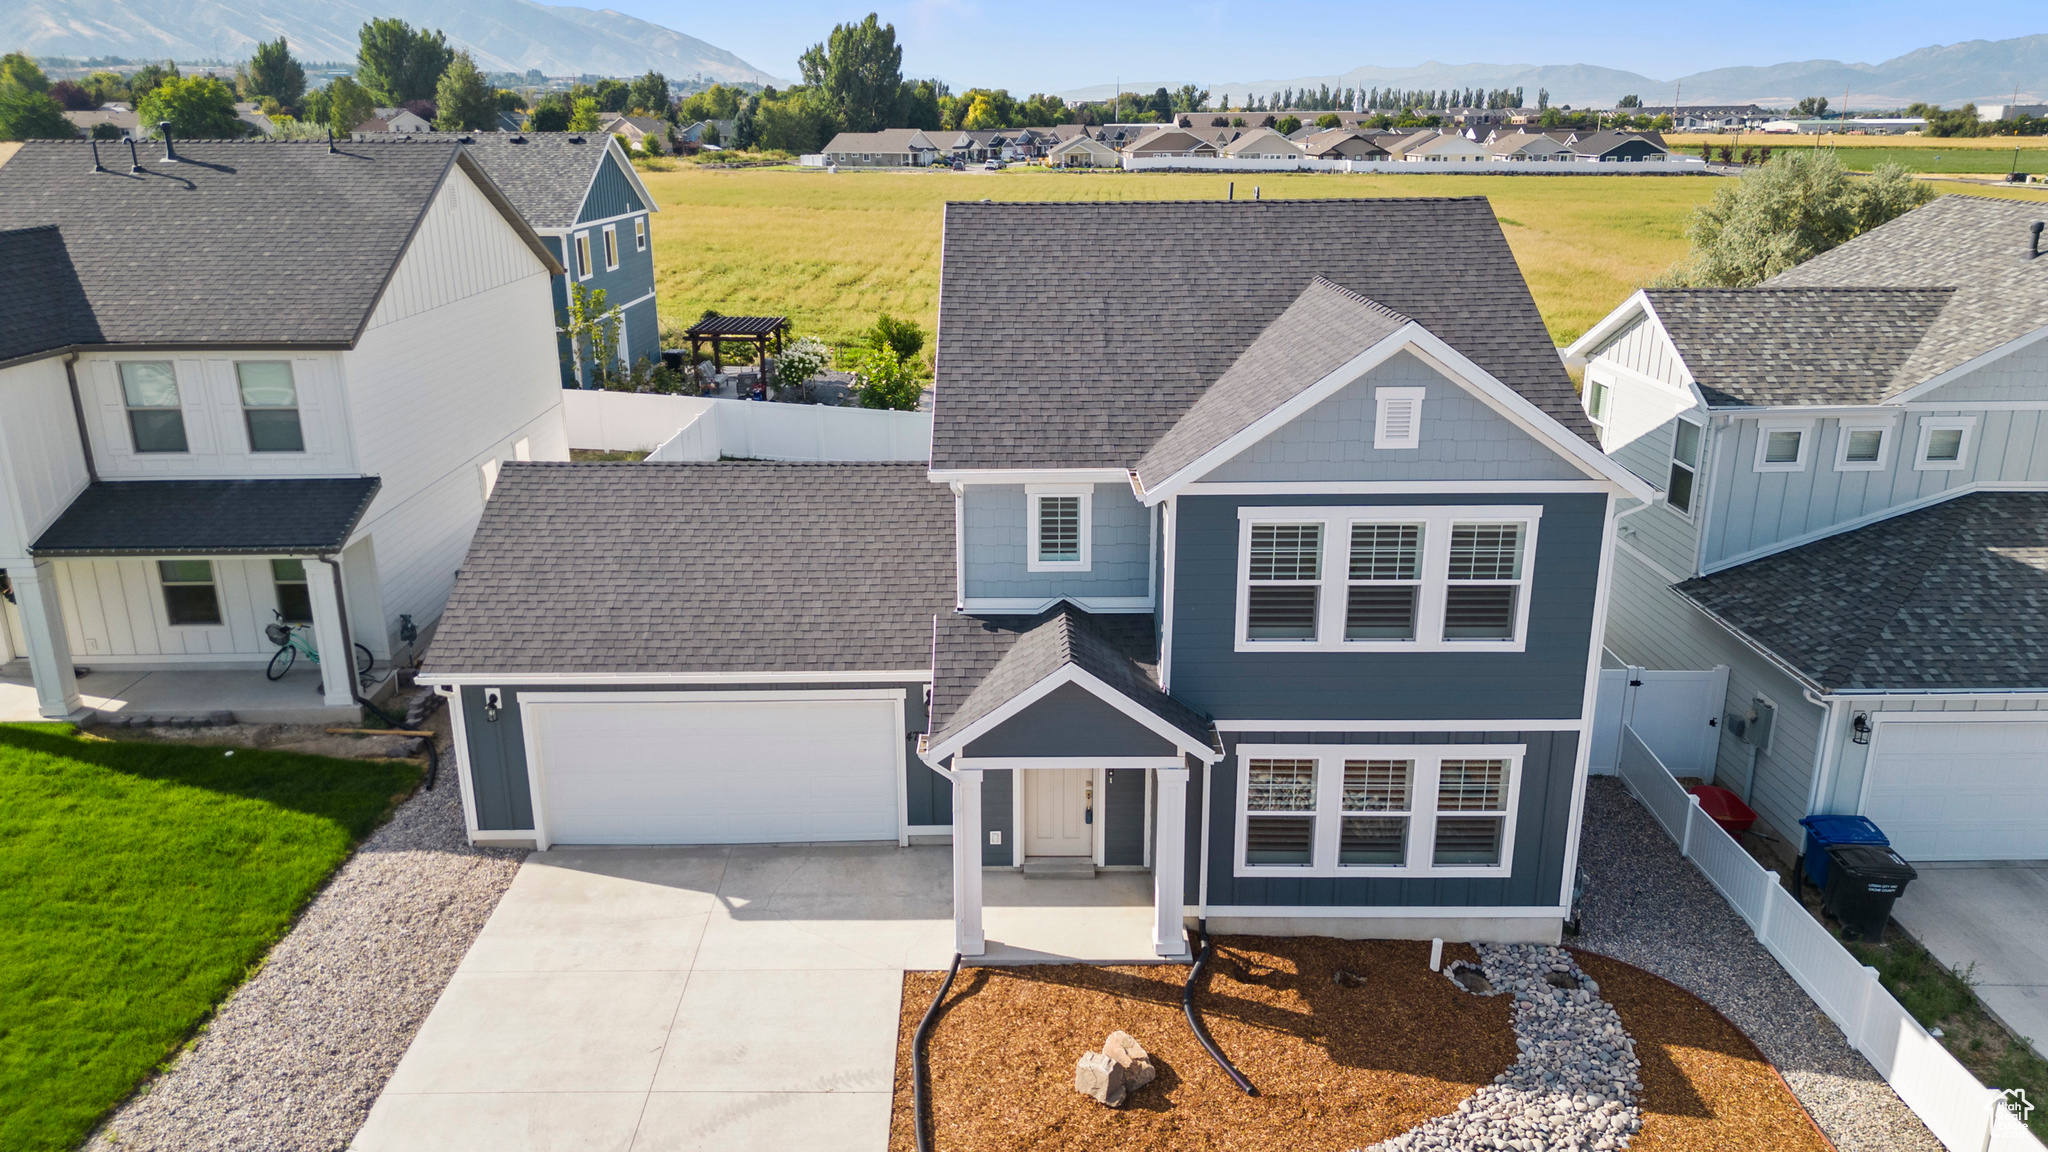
[137,75,243,138]
[433,51,494,130]
[852,345,921,410]
[1616,93,1640,108]
[559,282,618,387]
[592,78,630,113]
[1315,112,1340,129]
[356,18,453,105]
[128,61,179,102]
[962,95,1000,130]
[323,75,375,135]
[1658,151,1935,288]
[0,86,72,140]
[527,92,571,132]
[1275,114,1301,135]
[756,87,836,153]
[731,93,758,148]
[899,78,942,130]
[866,314,924,361]
[84,69,129,104]
[628,71,670,117]
[0,52,50,93]
[806,12,901,133]
[568,96,601,132]
[1794,95,1829,118]
[243,37,306,112]
[678,83,743,123]
[1016,92,1066,126]
[496,88,525,113]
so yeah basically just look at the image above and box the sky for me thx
[605,0,2044,92]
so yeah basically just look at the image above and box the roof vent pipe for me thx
[126,137,141,173]
[159,123,178,162]
[327,127,336,154]
[90,140,104,172]
[2032,221,2044,260]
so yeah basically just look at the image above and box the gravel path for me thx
[1573,776,1941,1152]
[89,768,524,1151]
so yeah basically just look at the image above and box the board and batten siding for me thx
[1914,335,2048,404]
[51,554,297,664]
[961,682,1176,758]
[577,151,648,223]
[1587,314,1693,391]
[1169,492,1608,722]
[967,762,1151,867]
[1203,730,1579,908]
[75,352,356,481]
[961,483,1151,603]
[1587,344,1705,580]
[0,358,89,560]
[364,163,544,331]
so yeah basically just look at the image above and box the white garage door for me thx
[526,695,901,846]
[1863,719,2048,861]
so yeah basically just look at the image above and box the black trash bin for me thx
[1823,843,1918,942]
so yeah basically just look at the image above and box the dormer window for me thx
[1026,485,1092,571]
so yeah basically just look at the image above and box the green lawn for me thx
[0,724,419,1152]
[1721,143,2048,175]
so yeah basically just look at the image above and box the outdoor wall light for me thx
[483,687,503,723]
[1851,713,1872,745]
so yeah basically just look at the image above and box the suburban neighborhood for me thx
[3,9,2048,1152]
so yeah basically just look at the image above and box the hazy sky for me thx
[610,0,2043,91]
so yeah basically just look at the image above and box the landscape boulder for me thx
[1073,1049,1126,1106]
[1103,1030,1156,1089]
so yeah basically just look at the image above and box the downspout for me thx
[314,555,438,787]
[61,352,98,483]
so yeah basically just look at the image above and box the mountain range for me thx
[7,0,782,83]
[1058,34,2048,110]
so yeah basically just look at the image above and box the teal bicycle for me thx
[266,610,373,684]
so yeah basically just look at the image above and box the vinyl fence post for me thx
[1681,792,1702,858]
[1853,964,1882,1060]
[1756,872,1778,940]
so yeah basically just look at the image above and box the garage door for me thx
[1863,719,2048,861]
[526,696,901,845]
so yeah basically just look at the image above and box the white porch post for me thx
[301,560,356,708]
[951,766,986,956]
[10,560,83,719]
[1153,765,1190,956]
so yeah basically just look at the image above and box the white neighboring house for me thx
[1392,130,1492,162]
[360,107,434,133]
[1220,127,1304,159]
[0,138,569,722]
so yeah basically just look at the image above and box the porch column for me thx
[951,766,986,956]
[1153,766,1190,956]
[301,559,356,708]
[10,560,83,719]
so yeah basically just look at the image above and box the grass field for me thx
[1665,135,2048,175]
[0,724,418,1152]
[642,165,2048,351]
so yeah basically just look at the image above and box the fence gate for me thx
[1590,665,1728,775]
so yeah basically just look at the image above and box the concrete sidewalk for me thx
[1893,861,2048,1059]
[351,844,955,1152]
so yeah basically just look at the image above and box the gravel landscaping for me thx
[1574,775,1942,1152]
[87,748,524,1152]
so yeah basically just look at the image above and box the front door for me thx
[1024,768,1093,857]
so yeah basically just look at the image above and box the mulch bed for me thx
[889,936,1835,1152]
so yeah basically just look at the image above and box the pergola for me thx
[684,315,787,373]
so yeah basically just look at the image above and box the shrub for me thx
[1275,115,1301,135]
[866,313,925,362]
[851,345,922,411]
[772,336,832,402]
[1656,150,1936,287]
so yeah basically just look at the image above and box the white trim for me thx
[1204,904,1570,918]
[1147,502,1159,605]
[1898,400,2048,412]
[906,824,951,838]
[893,692,910,847]
[1181,480,1616,495]
[1699,481,2048,575]
[601,224,620,271]
[610,289,657,312]
[960,757,1182,771]
[929,468,1130,485]
[1664,414,1704,521]
[1833,416,1897,472]
[1025,484,1093,572]
[959,596,1154,613]
[953,485,966,610]
[427,670,932,686]
[1373,385,1427,449]
[568,137,661,227]
[572,231,593,281]
[1232,743,1527,879]
[439,684,488,840]
[633,215,647,253]
[1214,717,1584,732]
[1913,415,1977,472]
[1616,536,1690,586]
[1580,354,1703,407]
[1011,767,1023,866]
[1886,323,2048,404]
[1752,418,1814,473]
[925,663,1221,763]
[1561,291,1712,407]
[1160,496,1178,693]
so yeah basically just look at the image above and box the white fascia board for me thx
[1886,323,2048,404]
[1213,717,1585,732]
[425,670,933,686]
[928,468,1130,485]
[605,135,661,214]
[960,595,1153,614]
[925,663,1218,764]
[1561,290,1648,365]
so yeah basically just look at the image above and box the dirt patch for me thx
[888,937,1515,1151]
[1574,951,1834,1152]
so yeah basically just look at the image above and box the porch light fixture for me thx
[1851,713,1871,745]
[483,687,503,723]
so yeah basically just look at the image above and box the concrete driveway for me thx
[1892,861,2048,1058]
[351,844,955,1152]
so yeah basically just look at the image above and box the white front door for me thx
[1024,768,1093,857]
[1864,719,2048,861]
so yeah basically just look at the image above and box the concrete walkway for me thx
[1893,861,2048,1059]
[1,658,355,724]
[350,844,955,1152]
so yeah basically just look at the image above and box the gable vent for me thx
[1374,387,1426,450]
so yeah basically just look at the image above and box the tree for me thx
[1315,112,1340,129]
[1171,84,1208,113]
[852,345,921,410]
[731,94,759,149]
[568,96,602,132]
[0,53,49,93]
[867,314,924,361]
[806,12,903,133]
[356,18,453,105]
[496,89,524,113]
[559,282,618,387]
[48,81,98,110]
[527,92,571,132]
[1536,87,1549,110]
[138,75,243,138]
[1794,95,1829,118]
[1658,151,1935,288]
[433,51,494,130]
[323,75,375,135]
[628,70,670,117]
[962,95,1000,130]
[128,61,179,103]
[244,37,307,112]
[0,86,72,140]
[1275,115,1301,135]
[756,87,836,153]
[1616,93,1640,108]
[677,84,743,124]
[899,78,942,130]
[592,78,630,113]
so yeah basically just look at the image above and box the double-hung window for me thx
[602,225,619,270]
[120,361,188,453]
[1236,744,1523,876]
[1245,523,1322,640]
[1345,523,1421,639]
[573,231,593,280]
[634,216,648,252]
[1666,417,1701,515]
[1444,523,1523,640]
[272,559,313,624]
[159,560,222,626]
[1025,485,1092,571]
[237,362,304,452]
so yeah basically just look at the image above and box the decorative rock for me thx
[1074,1049,1127,1107]
[1103,1030,1156,1089]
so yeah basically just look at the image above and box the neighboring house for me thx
[1221,127,1304,159]
[64,107,137,139]
[360,108,433,134]
[1299,128,1390,160]
[1564,196,2048,863]
[1048,134,1120,168]
[451,132,662,387]
[422,198,1654,961]
[1566,132,1670,162]
[1487,131,1572,161]
[234,102,276,135]
[678,119,734,145]
[0,138,568,723]
[1124,128,1219,158]
[822,129,940,167]
[598,114,664,147]
[1394,131,1492,162]
[496,111,526,133]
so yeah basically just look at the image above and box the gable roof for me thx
[931,198,1594,472]
[823,129,939,154]
[1568,131,1667,156]
[1125,128,1215,154]
[1488,131,1569,155]
[1222,127,1302,156]
[434,132,656,231]
[1641,287,1958,407]
[0,139,556,364]
[1675,492,2048,692]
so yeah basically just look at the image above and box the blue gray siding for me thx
[1104,765,1147,866]
[982,769,1012,865]
[961,483,1151,603]
[1169,492,1607,722]
[1203,730,1580,908]
[548,163,660,388]
[578,152,649,222]
[963,682,1175,758]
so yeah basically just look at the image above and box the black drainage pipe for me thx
[1183,919,1256,1095]
[912,952,963,1152]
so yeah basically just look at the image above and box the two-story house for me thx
[418,198,1653,960]
[1565,196,2048,863]
[0,138,568,723]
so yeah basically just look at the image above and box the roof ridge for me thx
[1306,275,1414,325]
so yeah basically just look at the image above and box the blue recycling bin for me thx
[1798,814,1889,893]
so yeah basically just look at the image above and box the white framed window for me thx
[236,361,304,453]
[633,215,647,252]
[119,361,188,454]
[573,231,593,280]
[1833,418,1894,472]
[1373,386,1426,450]
[1584,375,1612,430]
[1025,484,1092,572]
[1914,416,1976,472]
[1235,744,1524,877]
[1753,419,1813,472]
[1666,417,1701,517]
[602,224,619,271]
[157,560,223,626]
[1235,505,1540,653]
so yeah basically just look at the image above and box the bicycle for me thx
[266,610,373,685]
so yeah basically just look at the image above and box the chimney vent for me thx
[90,140,104,172]
[127,137,141,173]
[2032,221,2044,260]
[327,127,336,154]
[159,123,178,162]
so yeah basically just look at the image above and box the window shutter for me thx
[1374,387,1426,449]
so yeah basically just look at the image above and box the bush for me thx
[851,345,922,411]
[1275,115,1301,135]
[866,313,925,362]
[772,336,833,402]
[1657,151,1936,288]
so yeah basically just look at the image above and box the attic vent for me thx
[1374,387,1426,450]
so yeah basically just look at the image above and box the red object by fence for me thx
[1687,785,1758,834]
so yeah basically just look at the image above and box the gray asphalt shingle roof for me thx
[931,198,1592,472]
[359,132,625,230]
[29,478,381,557]
[421,462,955,676]
[1643,287,1957,407]
[1675,492,2048,691]
[0,226,98,362]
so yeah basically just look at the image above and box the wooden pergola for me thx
[684,315,787,372]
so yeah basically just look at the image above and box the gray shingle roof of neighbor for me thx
[362,131,646,230]
[1767,195,2048,389]
[0,139,556,362]
[1134,277,1410,490]
[823,129,939,154]
[932,197,1593,471]
[1642,287,1957,407]
[29,478,381,557]
[1675,492,2048,692]
[930,605,1213,751]
[420,462,955,676]
[0,226,99,362]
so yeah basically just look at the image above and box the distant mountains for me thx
[6,0,782,83]
[1059,34,2048,110]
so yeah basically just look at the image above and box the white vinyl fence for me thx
[561,390,930,462]
[1120,155,1709,174]
[1617,727,2045,1152]
[1588,665,1728,776]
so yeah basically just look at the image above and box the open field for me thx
[1667,133,2048,150]
[641,166,2047,349]
[1665,135,2048,175]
